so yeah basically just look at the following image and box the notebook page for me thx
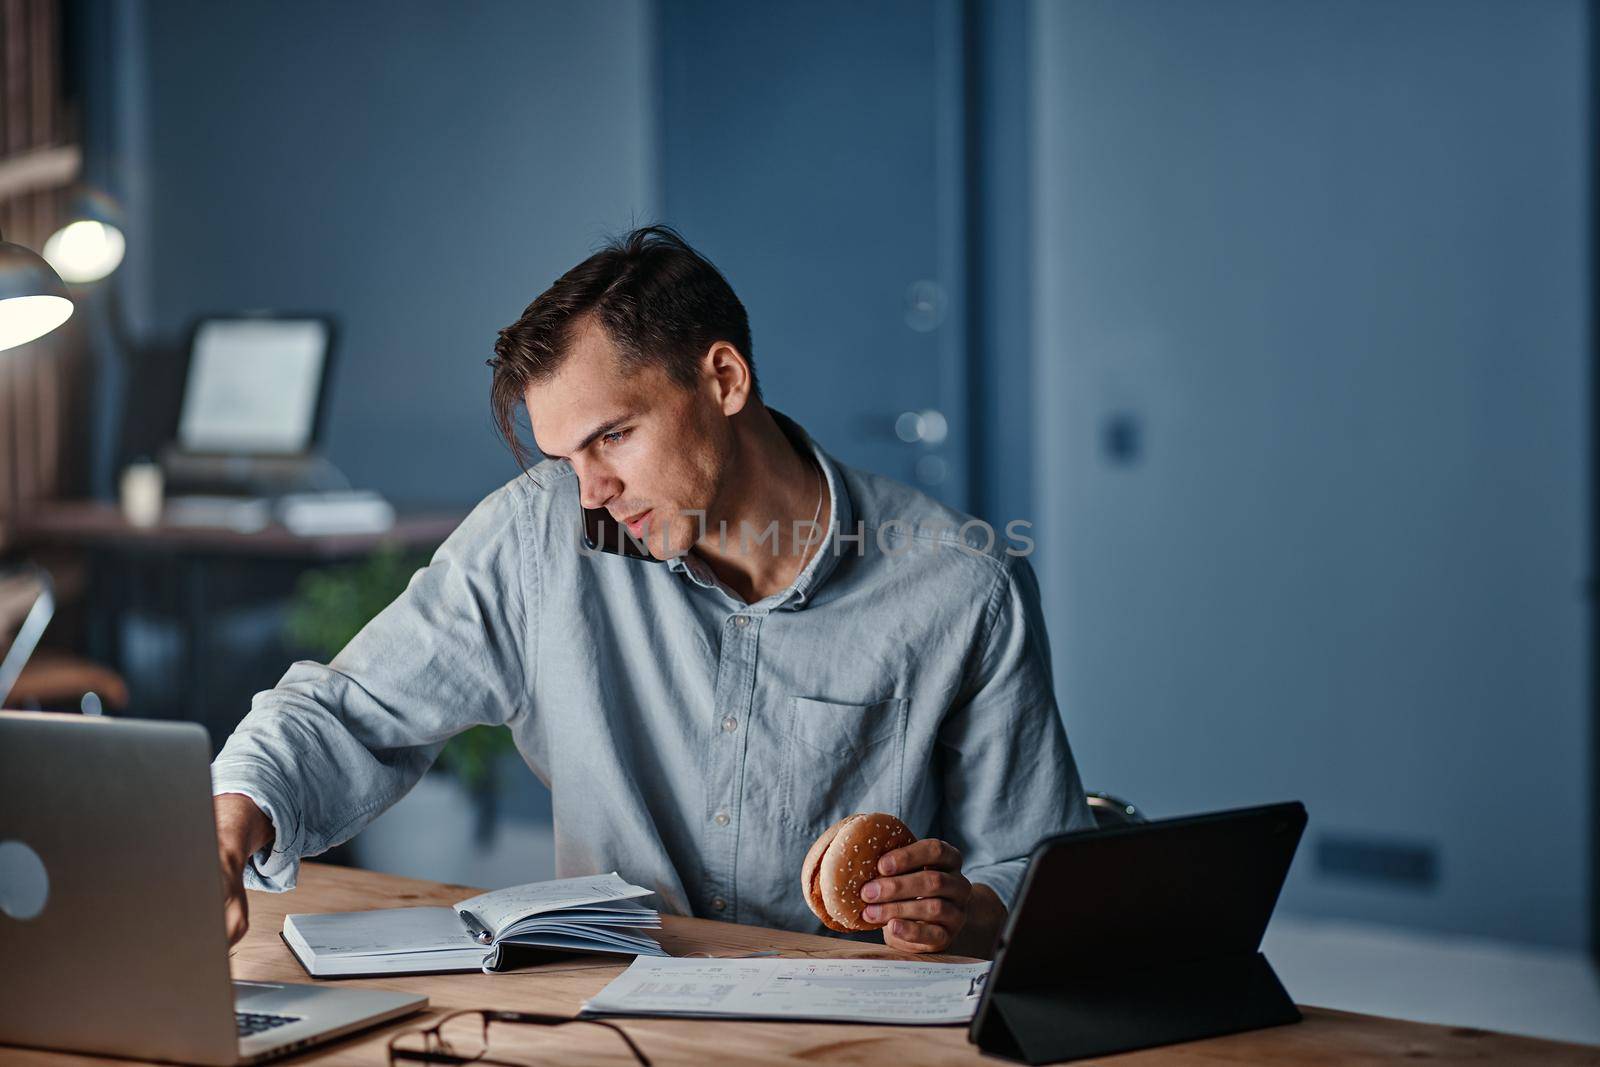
[455,872,655,938]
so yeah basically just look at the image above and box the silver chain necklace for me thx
[803,459,824,552]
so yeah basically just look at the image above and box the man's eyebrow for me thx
[541,414,634,462]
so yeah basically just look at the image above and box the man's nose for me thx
[575,463,621,511]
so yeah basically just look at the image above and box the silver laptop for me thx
[0,710,427,1064]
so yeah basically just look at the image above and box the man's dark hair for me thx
[489,225,757,467]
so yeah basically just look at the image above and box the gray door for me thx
[660,0,968,507]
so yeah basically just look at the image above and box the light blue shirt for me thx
[212,413,1092,934]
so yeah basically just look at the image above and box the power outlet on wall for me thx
[1316,834,1439,890]
[1100,411,1142,465]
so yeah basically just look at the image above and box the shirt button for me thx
[714,810,730,826]
[733,615,749,627]
[711,897,727,912]
[721,715,738,732]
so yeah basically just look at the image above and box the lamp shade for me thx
[43,188,126,284]
[0,238,74,352]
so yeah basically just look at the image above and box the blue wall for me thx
[967,0,1036,531]
[1032,0,1590,947]
[130,0,654,505]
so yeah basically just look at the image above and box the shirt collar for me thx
[666,408,851,612]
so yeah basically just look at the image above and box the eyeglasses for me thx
[387,1009,650,1067]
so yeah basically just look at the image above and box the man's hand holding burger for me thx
[800,813,1007,958]
[862,838,1007,956]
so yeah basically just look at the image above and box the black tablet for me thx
[969,801,1308,1064]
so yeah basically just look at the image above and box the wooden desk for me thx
[6,862,1598,1066]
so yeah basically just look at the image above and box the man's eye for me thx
[601,429,630,445]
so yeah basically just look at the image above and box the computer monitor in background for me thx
[177,315,335,457]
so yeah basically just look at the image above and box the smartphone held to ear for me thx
[582,507,655,560]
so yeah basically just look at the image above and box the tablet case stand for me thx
[973,950,1300,1064]
[968,802,1309,1065]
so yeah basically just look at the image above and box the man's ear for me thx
[703,341,752,417]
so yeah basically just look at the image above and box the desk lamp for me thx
[0,229,73,352]
[42,188,125,285]
[0,228,73,560]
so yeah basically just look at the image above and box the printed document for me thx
[582,956,991,1025]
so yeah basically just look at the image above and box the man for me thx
[212,227,1091,958]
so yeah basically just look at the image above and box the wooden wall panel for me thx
[0,0,84,550]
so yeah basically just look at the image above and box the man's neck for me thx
[694,407,832,604]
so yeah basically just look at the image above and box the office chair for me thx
[0,563,126,712]
[1087,791,1145,829]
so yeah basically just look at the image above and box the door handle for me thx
[894,409,948,446]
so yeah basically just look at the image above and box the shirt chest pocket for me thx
[778,696,908,837]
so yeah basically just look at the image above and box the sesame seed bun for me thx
[800,815,857,932]
[800,812,916,933]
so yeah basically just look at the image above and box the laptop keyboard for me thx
[236,1011,300,1038]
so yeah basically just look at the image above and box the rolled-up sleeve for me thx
[937,554,1092,911]
[211,483,535,892]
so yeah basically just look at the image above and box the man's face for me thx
[526,319,731,559]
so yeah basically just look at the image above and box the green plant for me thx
[284,544,516,793]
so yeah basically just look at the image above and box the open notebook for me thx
[282,872,666,977]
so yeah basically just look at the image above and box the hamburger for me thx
[800,812,916,932]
